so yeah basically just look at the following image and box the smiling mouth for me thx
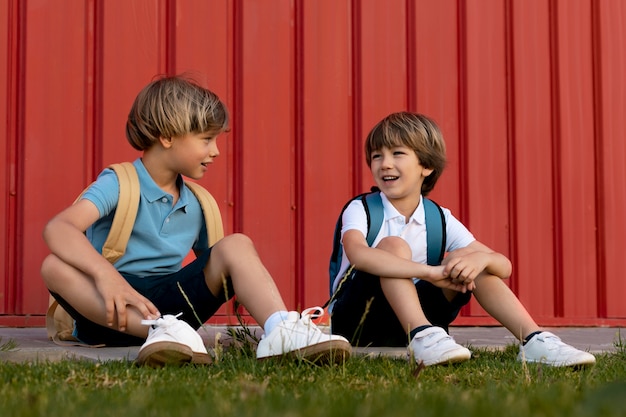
[382,176,399,182]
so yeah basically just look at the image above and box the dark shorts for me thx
[50,249,234,346]
[330,270,472,347]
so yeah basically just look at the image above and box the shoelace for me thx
[140,312,183,327]
[300,306,324,327]
[300,306,324,329]
[259,308,324,341]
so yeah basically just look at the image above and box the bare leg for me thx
[41,254,149,337]
[377,237,430,334]
[472,273,540,341]
[203,233,287,328]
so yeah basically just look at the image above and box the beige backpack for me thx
[46,162,224,345]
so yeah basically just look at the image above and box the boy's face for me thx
[369,145,433,202]
[163,130,221,180]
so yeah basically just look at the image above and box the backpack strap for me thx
[328,191,372,295]
[184,181,224,246]
[423,197,446,266]
[326,190,385,304]
[69,162,139,263]
[101,162,140,263]
[362,192,384,246]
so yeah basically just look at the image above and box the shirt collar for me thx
[380,192,425,225]
[132,158,191,210]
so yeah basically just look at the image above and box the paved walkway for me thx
[0,326,621,363]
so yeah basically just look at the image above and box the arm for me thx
[342,229,469,292]
[42,199,160,330]
[442,240,512,286]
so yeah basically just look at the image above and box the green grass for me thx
[1,342,625,417]
[1,337,19,351]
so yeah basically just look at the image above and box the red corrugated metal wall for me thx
[1,0,625,327]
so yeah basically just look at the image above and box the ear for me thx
[159,136,173,149]
[422,167,434,178]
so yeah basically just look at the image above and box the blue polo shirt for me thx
[82,158,208,277]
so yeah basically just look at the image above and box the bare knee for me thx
[376,236,411,259]
[211,233,257,263]
[214,233,254,252]
[40,254,64,291]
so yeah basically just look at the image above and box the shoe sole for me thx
[137,341,212,367]
[519,357,596,367]
[421,350,472,366]
[258,340,352,365]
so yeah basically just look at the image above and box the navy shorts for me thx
[50,248,234,346]
[330,270,472,347]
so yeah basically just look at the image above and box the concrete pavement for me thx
[0,326,621,364]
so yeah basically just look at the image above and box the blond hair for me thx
[365,112,446,196]
[126,75,229,150]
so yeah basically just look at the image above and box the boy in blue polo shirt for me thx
[330,111,595,367]
[41,75,350,366]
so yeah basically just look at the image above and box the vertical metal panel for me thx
[20,1,90,314]
[595,0,626,318]
[237,0,296,307]
[462,0,511,318]
[509,0,556,319]
[2,0,626,326]
[1,0,15,314]
[553,0,598,319]
[300,0,354,309]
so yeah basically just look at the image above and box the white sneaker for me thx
[137,314,212,367]
[256,307,351,364]
[409,326,471,366]
[517,331,596,367]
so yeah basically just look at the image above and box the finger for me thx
[134,297,161,320]
[144,298,161,318]
[115,299,127,332]
[443,258,459,273]
[453,284,467,294]
[461,270,477,285]
[449,268,459,280]
[104,299,115,327]
[446,280,465,293]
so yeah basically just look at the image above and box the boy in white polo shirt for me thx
[330,111,594,367]
[41,75,350,366]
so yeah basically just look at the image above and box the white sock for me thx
[263,310,290,335]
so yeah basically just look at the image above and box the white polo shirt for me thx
[333,192,475,293]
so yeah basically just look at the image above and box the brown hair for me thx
[365,112,446,196]
[126,75,229,151]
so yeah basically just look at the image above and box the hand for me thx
[95,274,160,332]
[427,265,471,293]
[442,250,488,288]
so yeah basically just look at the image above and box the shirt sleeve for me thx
[80,168,120,219]
[340,198,368,243]
[443,208,476,251]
